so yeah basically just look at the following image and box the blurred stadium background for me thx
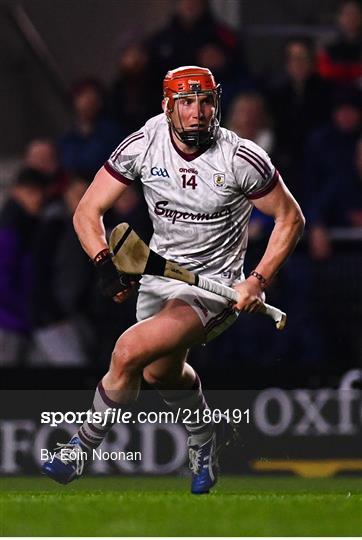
[0,0,361,509]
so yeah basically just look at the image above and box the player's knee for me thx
[111,338,143,376]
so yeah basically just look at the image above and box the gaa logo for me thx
[213,173,225,188]
[151,166,169,178]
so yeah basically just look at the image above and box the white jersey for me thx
[105,114,279,285]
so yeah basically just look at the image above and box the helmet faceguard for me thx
[163,66,221,147]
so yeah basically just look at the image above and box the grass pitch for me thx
[0,476,361,536]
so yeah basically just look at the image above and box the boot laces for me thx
[189,447,202,475]
[54,442,85,476]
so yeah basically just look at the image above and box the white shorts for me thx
[136,275,238,343]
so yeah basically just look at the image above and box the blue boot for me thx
[188,432,218,494]
[42,436,87,484]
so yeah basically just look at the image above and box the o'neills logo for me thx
[154,200,229,224]
[179,167,198,174]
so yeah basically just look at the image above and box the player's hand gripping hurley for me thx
[109,223,286,330]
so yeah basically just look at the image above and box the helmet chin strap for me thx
[171,125,211,148]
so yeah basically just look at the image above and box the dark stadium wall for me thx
[0,0,172,156]
[9,0,172,82]
[0,0,342,156]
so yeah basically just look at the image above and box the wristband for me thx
[93,248,131,298]
[93,248,111,266]
[249,270,267,287]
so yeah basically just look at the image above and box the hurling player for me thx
[43,66,304,494]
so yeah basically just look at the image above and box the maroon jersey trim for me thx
[104,161,132,185]
[111,132,144,160]
[247,170,279,200]
[237,146,271,178]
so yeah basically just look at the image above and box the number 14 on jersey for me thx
[181,174,198,190]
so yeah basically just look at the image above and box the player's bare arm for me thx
[234,178,305,312]
[73,166,127,257]
[73,166,134,303]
